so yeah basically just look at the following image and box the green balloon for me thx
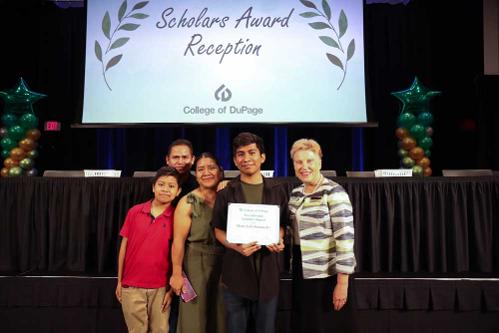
[398,113,416,128]
[420,137,433,149]
[402,156,415,168]
[26,168,38,177]
[8,166,23,177]
[27,149,39,159]
[418,112,433,126]
[8,125,25,140]
[1,150,10,159]
[410,105,430,115]
[19,113,38,129]
[398,148,409,157]
[405,105,423,114]
[424,149,431,157]
[1,113,17,127]
[412,165,424,176]
[0,137,16,150]
[409,124,425,140]
[0,78,46,115]
[391,77,441,115]
[19,157,34,170]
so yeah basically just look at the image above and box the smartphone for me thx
[180,272,197,303]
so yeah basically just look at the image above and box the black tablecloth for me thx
[1,176,498,275]
[1,276,499,333]
[1,176,499,332]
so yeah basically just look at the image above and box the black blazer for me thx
[211,176,290,301]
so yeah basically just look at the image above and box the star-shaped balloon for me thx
[392,77,440,177]
[0,77,46,114]
[391,77,441,114]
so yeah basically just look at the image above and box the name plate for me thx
[261,170,274,178]
[226,203,279,245]
[84,169,122,178]
[224,170,274,178]
[374,169,412,177]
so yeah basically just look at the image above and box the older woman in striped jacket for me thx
[288,138,356,333]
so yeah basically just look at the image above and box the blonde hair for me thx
[290,139,323,159]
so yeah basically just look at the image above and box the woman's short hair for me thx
[290,139,323,159]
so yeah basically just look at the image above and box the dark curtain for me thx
[352,279,499,333]
[0,177,151,274]
[362,1,484,172]
[1,176,498,275]
[1,277,498,333]
[476,75,499,169]
[342,177,499,273]
[0,277,127,333]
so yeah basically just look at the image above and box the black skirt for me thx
[291,246,355,333]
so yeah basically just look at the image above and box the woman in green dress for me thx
[170,152,226,333]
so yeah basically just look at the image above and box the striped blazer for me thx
[289,177,356,279]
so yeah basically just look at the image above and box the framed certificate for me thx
[226,203,280,245]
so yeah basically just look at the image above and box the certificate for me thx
[226,203,280,245]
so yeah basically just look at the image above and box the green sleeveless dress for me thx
[177,193,226,333]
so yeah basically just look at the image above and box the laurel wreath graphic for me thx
[94,1,149,91]
[299,0,355,90]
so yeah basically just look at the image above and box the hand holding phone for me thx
[180,272,197,303]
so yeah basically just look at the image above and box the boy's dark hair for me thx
[152,166,180,185]
[232,132,265,156]
[167,139,194,156]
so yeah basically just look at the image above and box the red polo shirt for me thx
[120,200,174,289]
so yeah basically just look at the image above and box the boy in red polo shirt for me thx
[116,166,181,333]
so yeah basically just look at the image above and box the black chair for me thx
[346,171,375,178]
[43,170,85,177]
[442,169,493,177]
[132,171,156,178]
[223,170,240,179]
[224,170,276,178]
[321,170,337,177]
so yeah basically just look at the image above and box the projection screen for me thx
[82,0,367,124]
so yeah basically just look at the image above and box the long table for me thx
[1,176,499,332]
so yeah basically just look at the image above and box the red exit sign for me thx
[44,121,61,131]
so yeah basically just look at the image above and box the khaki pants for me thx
[121,286,170,333]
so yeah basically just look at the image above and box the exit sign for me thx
[44,121,61,131]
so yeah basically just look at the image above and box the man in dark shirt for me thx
[165,138,197,332]
[212,132,288,333]
[165,138,197,205]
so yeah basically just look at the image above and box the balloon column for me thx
[392,77,440,177]
[0,78,45,177]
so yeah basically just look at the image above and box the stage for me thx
[1,176,499,332]
[1,275,498,333]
